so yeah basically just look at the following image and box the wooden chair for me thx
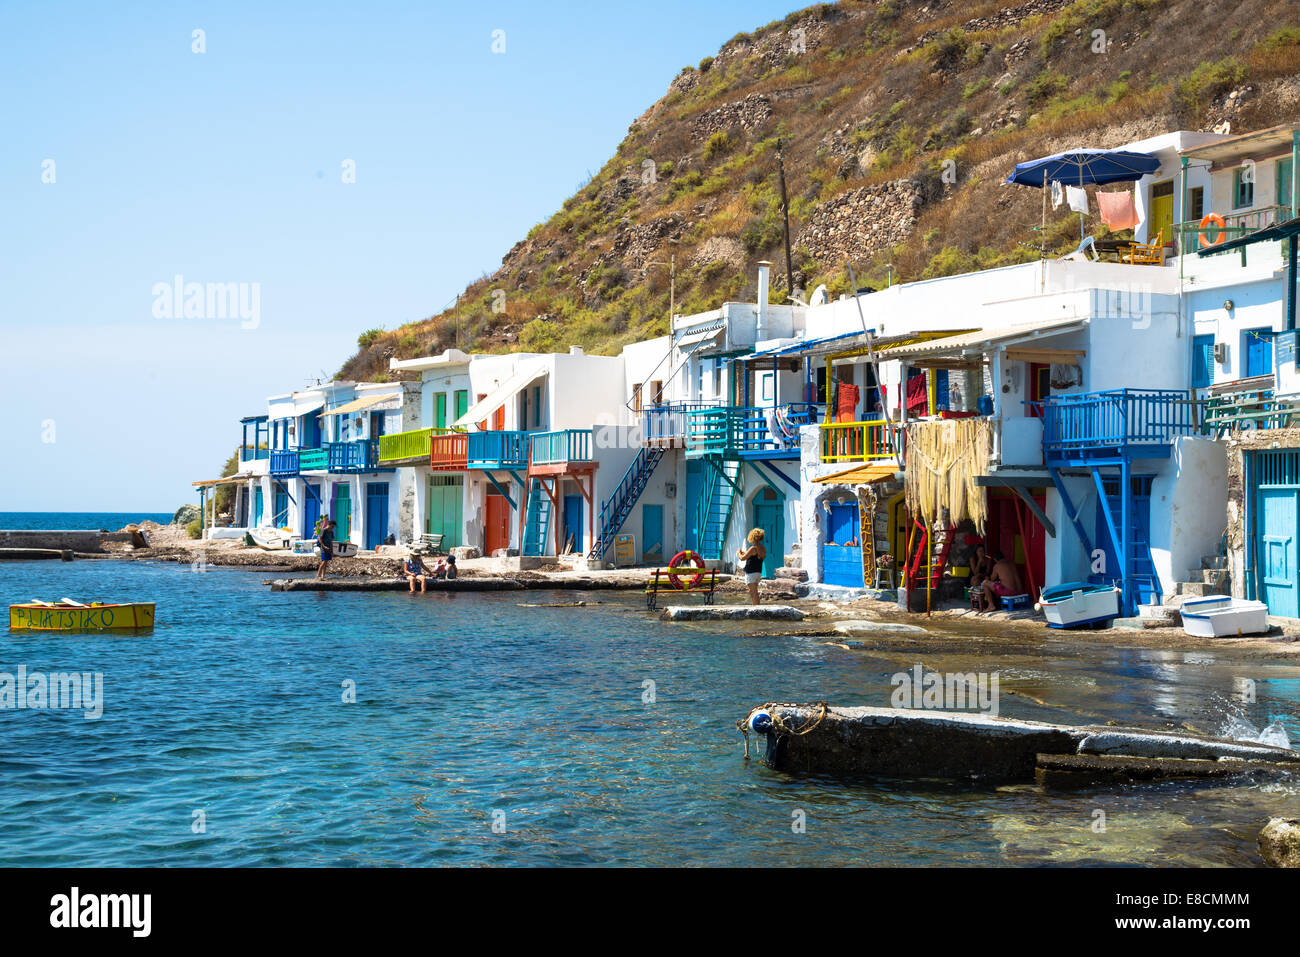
[1125,229,1165,265]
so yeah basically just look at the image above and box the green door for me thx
[435,393,448,431]
[752,486,784,578]
[332,482,352,543]
[427,475,463,547]
[454,389,469,423]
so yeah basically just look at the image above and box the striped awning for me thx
[675,319,726,348]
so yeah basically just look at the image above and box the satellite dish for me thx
[810,284,829,306]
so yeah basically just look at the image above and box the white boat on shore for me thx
[1037,582,1120,629]
[247,527,293,550]
[1180,596,1270,638]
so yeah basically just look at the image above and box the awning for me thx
[675,320,726,348]
[454,361,547,428]
[321,392,400,417]
[875,318,1088,360]
[812,464,898,485]
[192,474,255,488]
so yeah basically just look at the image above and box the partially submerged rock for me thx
[661,604,806,621]
[833,619,929,636]
[1259,818,1300,868]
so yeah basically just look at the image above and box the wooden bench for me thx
[416,533,445,555]
[645,567,720,610]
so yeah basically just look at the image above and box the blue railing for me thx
[530,429,594,466]
[1039,390,1199,460]
[642,401,722,444]
[685,403,819,457]
[269,449,300,476]
[468,430,530,469]
[327,439,380,472]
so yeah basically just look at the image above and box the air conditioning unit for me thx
[1213,341,1228,364]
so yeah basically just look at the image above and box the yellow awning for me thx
[812,464,899,485]
[321,392,398,417]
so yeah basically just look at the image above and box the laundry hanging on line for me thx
[1066,185,1089,214]
[1097,190,1140,230]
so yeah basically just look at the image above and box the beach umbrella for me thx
[1006,148,1161,245]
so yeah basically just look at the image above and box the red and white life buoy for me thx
[668,550,706,589]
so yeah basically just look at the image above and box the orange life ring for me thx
[668,550,705,589]
[1199,213,1227,249]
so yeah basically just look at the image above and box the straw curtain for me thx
[904,419,993,531]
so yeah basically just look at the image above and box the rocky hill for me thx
[339,0,1300,382]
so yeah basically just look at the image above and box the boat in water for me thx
[9,599,156,633]
[1180,596,1270,637]
[1037,582,1120,629]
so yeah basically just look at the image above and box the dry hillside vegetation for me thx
[340,0,1300,383]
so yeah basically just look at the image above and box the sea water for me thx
[0,511,174,531]
[0,559,1297,866]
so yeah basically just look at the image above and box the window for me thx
[1243,329,1275,379]
[650,379,663,404]
[1191,334,1215,389]
[632,382,643,414]
[1188,186,1204,222]
[1233,166,1255,209]
[711,360,722,398]
[531,385,543,428]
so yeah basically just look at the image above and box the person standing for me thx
[317,519,335,580]
[736,529,767,606]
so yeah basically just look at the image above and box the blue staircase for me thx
[697,456,742,562]
[1094,480,1161,607]
[588,447,665,560]
[522,479,552,557]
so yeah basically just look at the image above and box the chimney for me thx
[756,260,771,341]
[569,346,584,356]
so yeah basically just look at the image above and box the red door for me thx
[986,491,1046,597]
[485,494,510,555]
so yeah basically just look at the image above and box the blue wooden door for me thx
[685,460,703,552]
[752,486,784,578]
[254,487,264,526]
[365,482,389,550]
[272,488,288,528]
[1191,334,1215,389]
[1243,329,1274,378]
[332,483,351,543]
[641,504,664,563]
[563,494,583,553]
[303,483,321,538]
[822,501,864,587]
[1259,487,1299,618]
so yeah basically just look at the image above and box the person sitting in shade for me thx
[404,548,428,593]
[969,544,993,609]
[980,551,1025,613]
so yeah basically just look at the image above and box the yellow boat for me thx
[8,600,156,633]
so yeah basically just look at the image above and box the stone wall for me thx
[796,179,926,268]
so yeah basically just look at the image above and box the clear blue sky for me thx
[1,0,802,511]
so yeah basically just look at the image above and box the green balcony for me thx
[298,447,328,470]
[378,427,434,464]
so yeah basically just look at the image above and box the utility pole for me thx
[777,139,794,297]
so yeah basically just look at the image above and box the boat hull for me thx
[1180,597,1269,638]
[1039,582,1120,629]
[9,603,156,633]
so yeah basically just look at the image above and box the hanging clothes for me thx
[1050,180,1064,209]
[1097,190,1139,230]
[906,372,929,414]
[835,382,860,421]
[1066,185,1089,214]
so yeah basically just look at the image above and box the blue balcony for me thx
[1039,389,1200,466]
[683,403,818,459]
[269,449,300,476]
[641,401,721,446]
[328,439,381,473]
[529,429,594,471]
[468,430,530,469]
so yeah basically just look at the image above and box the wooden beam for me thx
[1003,348,1086,364]
[1012,485,1056,538]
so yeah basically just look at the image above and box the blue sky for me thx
[0,0,801,511]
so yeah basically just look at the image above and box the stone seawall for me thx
[0,530,105,552]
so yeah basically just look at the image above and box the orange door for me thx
[485,494,510,555]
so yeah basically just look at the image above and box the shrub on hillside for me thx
[357,328,383,349]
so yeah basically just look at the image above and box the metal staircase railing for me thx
[587,447,665,560]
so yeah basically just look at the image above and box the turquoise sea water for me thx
[1,559,1298,866]
[0,511,173,531]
